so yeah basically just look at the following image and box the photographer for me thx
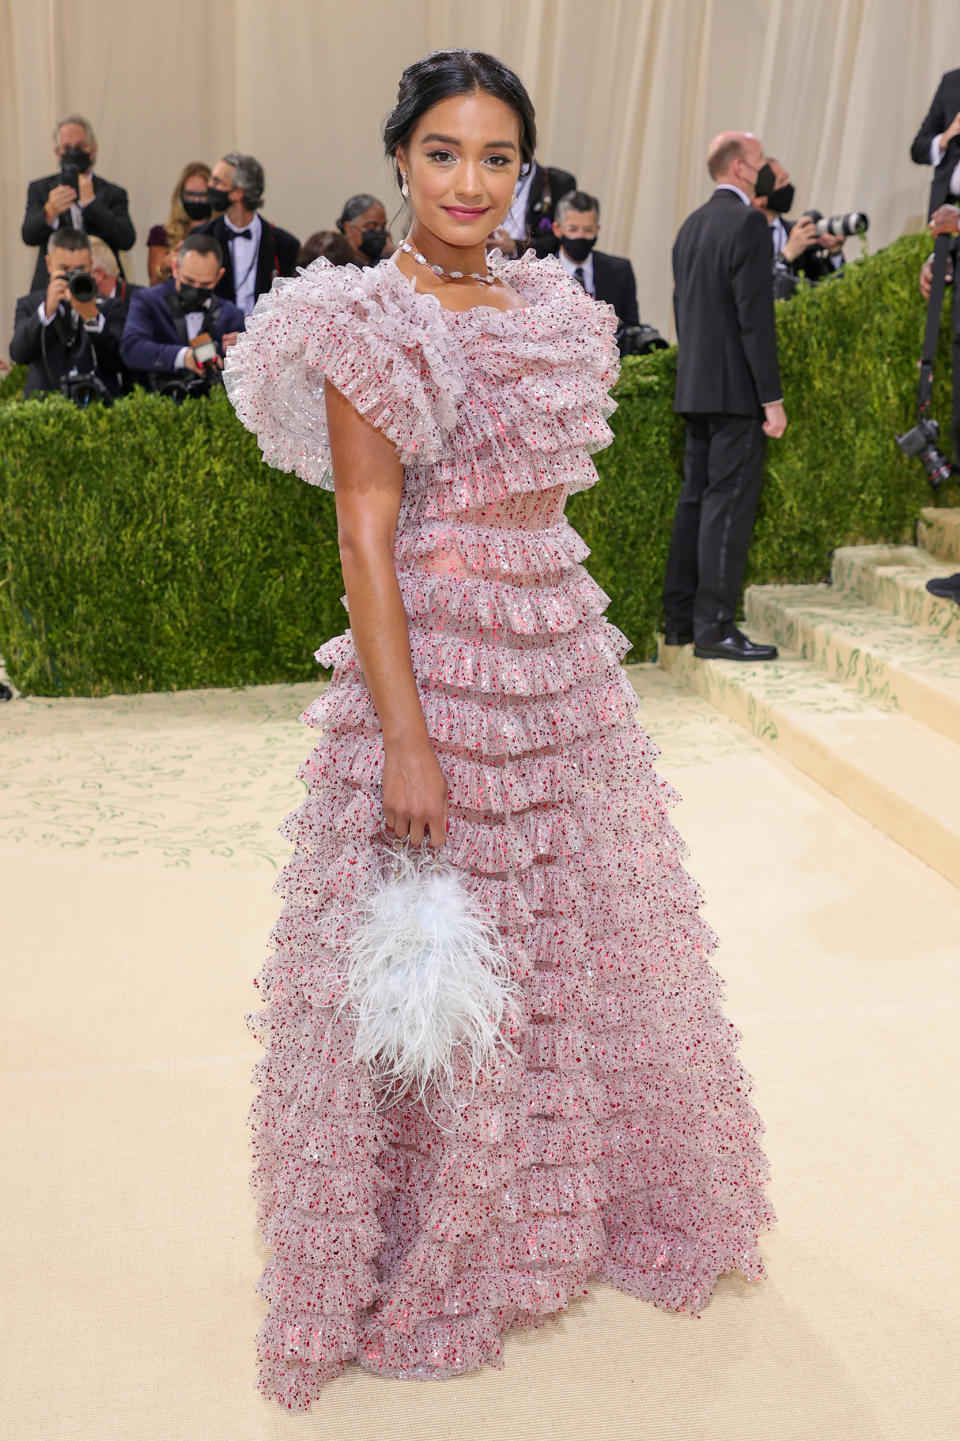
[120,233,244,392]
[916,203,960,602]
[21,115,135,296]
[10,228,125,400]
[550,190,640,328]
[752,158,845,300]
[910,67,960,217]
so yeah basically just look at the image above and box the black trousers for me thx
[662,412,767,641]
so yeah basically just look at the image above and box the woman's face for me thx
[398,89,522,248]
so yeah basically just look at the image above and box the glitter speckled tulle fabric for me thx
[222,248,777,1411]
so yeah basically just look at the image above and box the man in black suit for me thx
[496,160,576,258]
[10,227,125,400]
[752,158,845,300]
[120,233,245,386]
[549,189,640,332]
[911,69,960,217]
[663,131,787,663]
[197,153,299,317]
[21,114,135,295]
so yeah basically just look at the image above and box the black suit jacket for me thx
[10,288,126,398]
[22,173,136,293]
[672,188,781,416]
[911,68,960,217]
[525,165,577,257]
[196,214,300,308]
[590,250,640,328]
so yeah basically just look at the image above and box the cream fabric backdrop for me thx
[1,0,959,349]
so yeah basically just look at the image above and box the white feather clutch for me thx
[337,840,521,1114]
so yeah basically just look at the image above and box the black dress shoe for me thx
[0,682,12,702]
[663,630,694,646]
[925,573,960,602]
[694,628,778,661]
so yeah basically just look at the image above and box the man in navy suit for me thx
[21,114,135,295]
[120,233,245,385]
[549,190,640,332]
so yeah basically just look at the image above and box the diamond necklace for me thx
[397,238,496,286]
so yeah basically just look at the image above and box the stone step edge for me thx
[829,547,960,644]
[918,506,960,565]
[659,647,960,889]
[743,586,960,747]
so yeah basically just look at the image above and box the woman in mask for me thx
[335,193,396,266]
[147,162,213,285]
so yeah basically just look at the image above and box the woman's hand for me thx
[382,738,448,849]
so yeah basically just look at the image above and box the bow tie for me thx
[230,228,252,240]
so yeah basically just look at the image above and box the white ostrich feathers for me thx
[338,844,521,1111]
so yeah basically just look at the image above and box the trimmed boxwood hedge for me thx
[0,232,952,696]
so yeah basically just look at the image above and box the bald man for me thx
[663,131,786,662]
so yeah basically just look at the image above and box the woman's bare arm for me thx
[325,377,447,849]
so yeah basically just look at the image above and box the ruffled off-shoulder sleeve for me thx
[222,258,458,489]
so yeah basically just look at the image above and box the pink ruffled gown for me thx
[223,247,776,1411]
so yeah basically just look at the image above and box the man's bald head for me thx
[707,130,763,182]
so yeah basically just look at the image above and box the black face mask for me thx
[207,187,231,213]
[754,163,775,198]
[561,235,597,264]
[60,145,92,173]
[178,283,214,313]
[765,183,795,214]
[181,191,213,221]
[358,228,388,261]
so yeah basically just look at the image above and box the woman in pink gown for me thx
[223,47,776,1413]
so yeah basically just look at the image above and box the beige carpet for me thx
[1,665,957,1441]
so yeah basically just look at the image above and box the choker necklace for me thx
[398,238,496,286]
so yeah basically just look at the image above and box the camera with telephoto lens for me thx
[802,209,869,238]
[62,265,98,304]
[895,416,955,490]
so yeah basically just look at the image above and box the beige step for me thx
[659,642,960,888]
[918,506,960,565]
[830,545,960,644]
[744,583,960,745]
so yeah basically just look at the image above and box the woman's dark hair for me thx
[297,229,356,268]
[382,49,537,190]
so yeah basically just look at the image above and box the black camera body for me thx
[60,371,114,408]
[616,323,668,357]
[895,416,955,489]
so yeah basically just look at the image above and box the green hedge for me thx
[0,232,951,696]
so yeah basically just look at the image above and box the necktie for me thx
[231,228,252,240]
[574,266,586,289]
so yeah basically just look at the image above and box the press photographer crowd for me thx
[2,73,960,694]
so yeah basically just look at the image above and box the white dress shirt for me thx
[930,135,960,197]
[174,310,210,371]
[224,211,262,315]
[504,166,536,242]
[557,246,595,295]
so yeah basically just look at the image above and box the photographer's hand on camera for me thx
[43,184,78,225]
[781,214,818,264]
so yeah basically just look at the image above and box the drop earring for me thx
[401,173,410,199]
